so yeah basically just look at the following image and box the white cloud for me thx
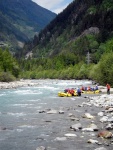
[32,0,73,14]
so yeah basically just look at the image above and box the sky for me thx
[32,0,74,14]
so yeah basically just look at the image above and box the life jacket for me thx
[106,84,110,89]
[87,86,90,91]
[77,88,81,93]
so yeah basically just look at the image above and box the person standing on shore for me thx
[106,83,110,94]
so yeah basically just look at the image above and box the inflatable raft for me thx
[58,91,78,97]
[81,89,101,94]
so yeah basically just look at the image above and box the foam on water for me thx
[16,129,23,132]
[0,93,6,96]
[13,89,42,95]
[19,125,37,128]
[7,112,26,117]
[11,104,34,107]
[27,99,40,102]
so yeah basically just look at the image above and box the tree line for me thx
[0,48,20,81]
[0,45,113,87]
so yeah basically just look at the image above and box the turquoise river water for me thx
[0,79,92,150]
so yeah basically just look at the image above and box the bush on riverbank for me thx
[0,48,20,81]
[0,72,16,82]
[19,52,113,87]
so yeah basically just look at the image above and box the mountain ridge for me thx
[24,0,113,63]
[0,0,56,51]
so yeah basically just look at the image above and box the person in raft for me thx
[77,87,81,96]
[106,83,110,94]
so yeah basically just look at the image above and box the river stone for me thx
[68,113,74,117]
[0,127,7,131]
[36,146,46,150]
[70,117,79,121]
[105,124,113,130]
[82,113,94,119]
[46,110,58,114]
[87,139,98,144]
[59,110,64,114]
[100,116,108,122]
[55,137,67,141]
[94,147,107,150]
[98,112,104,117]
[98,130,113,138]
[39,110,45,113]
[70,123,82,131]
[106,107,113,113]
[88,123,99,131]
[82,128,94,132]
[64,133,77,137]
[107,117,113,123]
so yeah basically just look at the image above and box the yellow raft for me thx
[58,91,78,97]
[82,90,101,94]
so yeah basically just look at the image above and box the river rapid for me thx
[0,79,94,150]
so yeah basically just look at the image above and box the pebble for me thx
[36,146,46,150]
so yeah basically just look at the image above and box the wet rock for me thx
[88,123,99,131]
[70,117,79,121]
[82,113,95,119]
[94,147,107,150]
[36,146,46,150]
[98,130,113,138]
[70,123,82,131]
[45,120,52,122]
[55,137,67,141]
[98,112,104,117]
[105,124,113,130]
[107,117,113,123]
[68,113,74,117]
[0,127,7,131]
[104,142,109,146]
[59,110,64,114]
[64,133,77,137]
[106,107,113,113]
[39,110,46,113]
[82,128,94,132]
[97,142,103,145]
[46,110,58,114]
[100,116,108,122]
[110,139,113,144]
[78,105,82,107]
[87,139,98,144]
[35,137,44,141]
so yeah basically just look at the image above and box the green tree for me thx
[97,52,113,85]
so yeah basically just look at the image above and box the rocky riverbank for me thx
[0,79,112,93]
[36,94,113,150]
[0,79,40,89]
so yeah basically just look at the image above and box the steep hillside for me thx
[25,0,113,63]
[0,0,56,51]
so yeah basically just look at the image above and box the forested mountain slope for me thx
[0,0,56,51]
[24,0,113,63]
[1,0,113,86]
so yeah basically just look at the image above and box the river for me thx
[0,79,92,150]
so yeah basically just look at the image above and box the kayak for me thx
[58,91,78,97]
[81,90,101,94]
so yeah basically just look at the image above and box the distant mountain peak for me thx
[0,0,56,51]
